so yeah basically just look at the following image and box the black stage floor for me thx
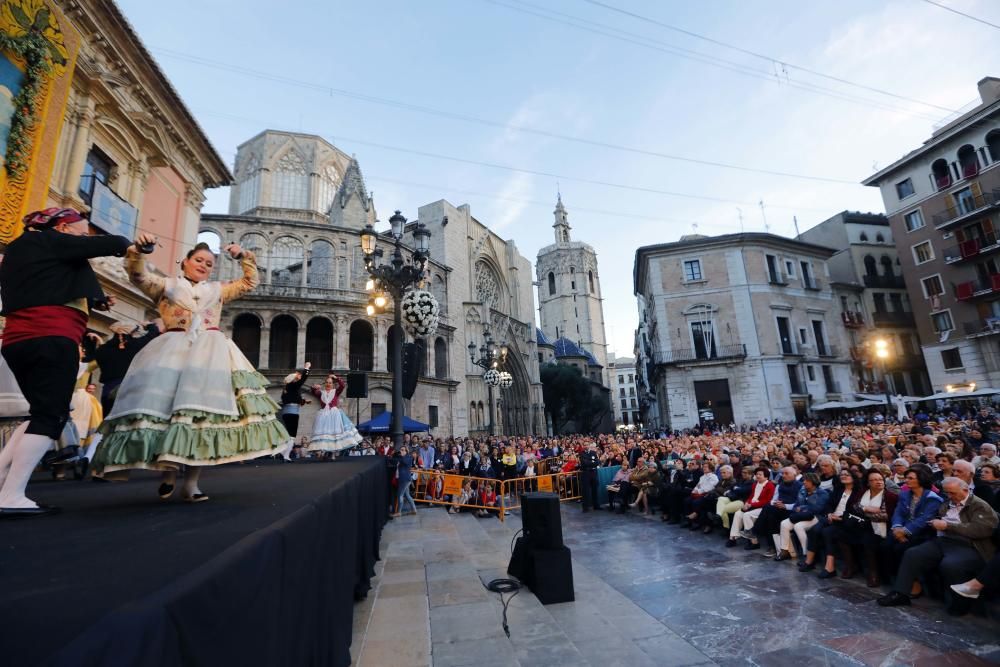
[0,458,387,667]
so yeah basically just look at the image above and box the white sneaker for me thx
[949,582,981,599]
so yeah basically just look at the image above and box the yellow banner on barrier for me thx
[442,474,464,496]
[537,475,553,492]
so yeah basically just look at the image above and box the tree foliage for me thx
[540,363,607,434]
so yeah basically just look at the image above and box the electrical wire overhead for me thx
[919,0,1000,31]
[151,46,857,183]
[580,0,960,113]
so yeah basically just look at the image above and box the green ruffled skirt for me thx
[93,369,289,473]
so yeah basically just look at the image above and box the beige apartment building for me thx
[864,76,1000,392]
[634,233,855,429]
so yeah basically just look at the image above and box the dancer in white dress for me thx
[308,375,362,453]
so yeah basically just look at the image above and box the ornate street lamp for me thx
[468,327,508,435]
[360,210,434,450]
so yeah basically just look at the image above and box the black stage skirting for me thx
[0,458,387,667]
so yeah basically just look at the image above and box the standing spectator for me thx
[579,442,601,512]
[394,445,417,517]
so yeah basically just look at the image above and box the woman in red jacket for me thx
[727,467,775,547]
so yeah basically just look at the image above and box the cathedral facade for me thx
[200,130,544,437]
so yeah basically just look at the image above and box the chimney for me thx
[978,76,1000,105]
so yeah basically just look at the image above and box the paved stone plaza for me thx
[351,506,1000,666]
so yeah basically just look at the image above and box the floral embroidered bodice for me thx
[126,249,258,332]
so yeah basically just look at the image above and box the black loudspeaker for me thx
[401,343,422,400]
[346,373,368,399]
[521,492,563,550]
[506,539,574,605]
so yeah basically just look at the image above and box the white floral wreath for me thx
[498,371,513,388]
[483,369,501,387]
[400,288,440,338]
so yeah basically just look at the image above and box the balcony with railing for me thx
[962,318,1000,337]
[862,273,906,289]
[841,311,866,328]
[933,188,1000,230]
[872,310,916,326]
[943,231,1000,264]
[956,274,1000,301]
[653,343,747,366]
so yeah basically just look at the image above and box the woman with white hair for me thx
[277,362,311,461]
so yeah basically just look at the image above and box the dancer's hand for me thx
[304,362,312,369]
[224,243,243,259]
[134,232,157,253]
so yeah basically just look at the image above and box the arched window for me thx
[958,143,980,179]
[470,402,478,428]
[880,255,893,277]
[386,325,400,372]
[271,236,304,287]
[307,239,335,289]
[875,233,885,243]
[987,130,1000,163]
[434,337,448,379]
[269,315,298,369]
[305,317,333,369]
[478,402,485,429]
[272,150,308,209]
[236,154,261,214]
[348,320,374,371]
[316,164,339,213]
[432,274,448,316]
[588,270,595,293]
[232,314,261,367]
[547,272,556,295]
[240,233,269,280]
[932,157,952,190]
[859,232,868,242]
[863,255,877,276]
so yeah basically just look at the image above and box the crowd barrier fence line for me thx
[409,468,582,522]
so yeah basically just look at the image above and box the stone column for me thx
[62,100,95,199]
[301,247,310,288]
[374,318,386,372]
[296,320,307,366]
[127,158,149,207]
[259,321,271,370]
[335,314,349,369]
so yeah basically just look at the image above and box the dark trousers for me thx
[881,532,929,578]
[893,537,984,599]
[609,481,632,511]
[977,553,1000,590]
[2,336,78,439]
[666,487,691,521]
[753,505,790,540]
[281,412,300,438]
[100,379,122,416]
[581,468,598,510]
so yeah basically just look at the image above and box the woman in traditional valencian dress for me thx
[92,238,288,502]
[307,374,362,454]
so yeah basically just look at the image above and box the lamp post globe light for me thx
[359,211,432,450]
[468,328,508,436]
[874,337,891,420]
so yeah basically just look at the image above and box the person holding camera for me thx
[0,208,133,517]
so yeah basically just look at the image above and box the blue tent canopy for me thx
[354,411,430,434]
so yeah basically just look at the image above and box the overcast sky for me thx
[118,0,1000,357]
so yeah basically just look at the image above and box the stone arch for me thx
[305,316,333,369]
[271,235,305,286]
[547,271,556,296]
[349,320,374,371]
[240,232,270,280]
[94,117,140,162]
[232,313,262,367]
[307,238,336,289]
[474,257,506,311]
[271,144,309,209]
[269,314,298,369]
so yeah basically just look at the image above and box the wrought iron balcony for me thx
[872,311,916,326]
[933,189,1000,230]
[841,311,866,328]
[963,318,1000,337]
[956,274,1000,301]
[943,231,1000,264]
[653,343,747,366]
[862,274,905,289]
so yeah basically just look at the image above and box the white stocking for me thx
[182,467,202,497]
[82,433,102,462]
[0,421,29,491]
[281,438,293,461]
[0,432,54,508]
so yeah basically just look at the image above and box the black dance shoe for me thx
[0,505,61,519]
[158,483,175,499]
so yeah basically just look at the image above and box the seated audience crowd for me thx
[369,406,1000,616]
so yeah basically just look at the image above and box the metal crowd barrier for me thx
[410,467,582,522]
